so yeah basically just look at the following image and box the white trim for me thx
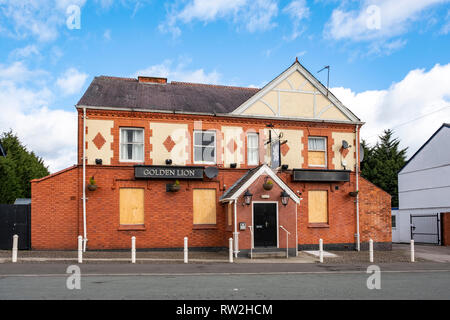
[193,130,217,165]
[220,164,300,204]
[119,127,145,163]
[260,99,277,115]
[231,62,360,122]
[252,201,279,249]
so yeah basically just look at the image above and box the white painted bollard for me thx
[12,235,18,263]
[229,238,233,263]
[131,236,136,264]
[78,235,83,263]
[369,239,374,263]
[319,238,323,263]
[410,240,415,262]
[184,237,188,263]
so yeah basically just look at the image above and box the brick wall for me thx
[359,177,392,250]
[442,212,450,246]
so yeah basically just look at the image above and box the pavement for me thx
[0,243,449,264]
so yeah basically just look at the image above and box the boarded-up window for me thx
[308,190,328,223]
[120,188,145,225]
[308,137,326,167]
[227,202,233,226]
[193,189,217,225]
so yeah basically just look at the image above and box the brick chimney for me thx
[138,76,167,84]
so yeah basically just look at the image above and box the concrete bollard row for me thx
[319,238,323,263]
[229,238,233,263]
[184,237,188,263]
[410,239,415,262]
[12,235,18,263]
[369,239,374,263]
[78,235,83,263]
[131,236,136,264]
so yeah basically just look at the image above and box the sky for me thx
[0,0,449,172]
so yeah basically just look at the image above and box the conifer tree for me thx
[360,129,407,207]
[0,131,49,204]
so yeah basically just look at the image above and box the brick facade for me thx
[442,212,450,246]
[31,108,392,251]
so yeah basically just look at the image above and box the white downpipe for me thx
[355,124,360,251]
[82,107,88,252]
[233,199,239,258]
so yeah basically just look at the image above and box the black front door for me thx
[253,203,277,247]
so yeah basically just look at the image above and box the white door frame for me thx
[251,201,279,248]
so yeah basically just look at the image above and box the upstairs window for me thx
[193,131,216,164]
[120,128,144,162]
[308,137,327,167]
[247,133,259,166]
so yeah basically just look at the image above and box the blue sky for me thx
[1,0,449,172]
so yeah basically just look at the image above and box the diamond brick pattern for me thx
[163,135,176,152]
[281,142,290,157]
[92,132,106,150]
[227,139,238,154]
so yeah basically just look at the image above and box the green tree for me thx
[0,131,49,204]
[360,129,407,207]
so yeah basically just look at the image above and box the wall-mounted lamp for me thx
[281,164,289,171]
[243,189,253,206]
[280,190,290,206]
[165,159,172,165]
[230,163,237,168]
[95,159,102,165]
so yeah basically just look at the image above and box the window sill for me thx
[118,225,146,231]
[193,224,218,230]
[308,223,329,228]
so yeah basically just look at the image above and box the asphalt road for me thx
[1,262,449,300]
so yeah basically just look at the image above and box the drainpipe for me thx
[355,124,360,251]
[82,107,88,252]
[233,199,239,258]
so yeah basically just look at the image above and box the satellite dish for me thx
[204,166,219,179]
[359,144,364,162]
[342,140,349,149]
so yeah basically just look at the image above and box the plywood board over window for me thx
[308,190,328,224]
[120,188,145,225]
[193,189,217,225]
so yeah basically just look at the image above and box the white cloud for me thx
[0,0,87,42]
[331,63,450,157]
[56,68,88,95]
[134,59,221,84]
[282,0,310,40]
[324,0,449,41]
[103,29,111,40]
[159,0,278,37]
[0,61,77,172]
[9,45,40,58]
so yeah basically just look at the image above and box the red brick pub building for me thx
[31,60,391,256]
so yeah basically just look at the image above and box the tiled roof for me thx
[220,165,263,201]
[77,76,260,114]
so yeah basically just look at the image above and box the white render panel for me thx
[400,126,450,173]
[399,186,450,210]
[398,165,450,193]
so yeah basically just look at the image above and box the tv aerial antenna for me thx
[318,65,330,95]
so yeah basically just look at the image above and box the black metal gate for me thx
[410,214,440,245]
[0,204,31,250]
